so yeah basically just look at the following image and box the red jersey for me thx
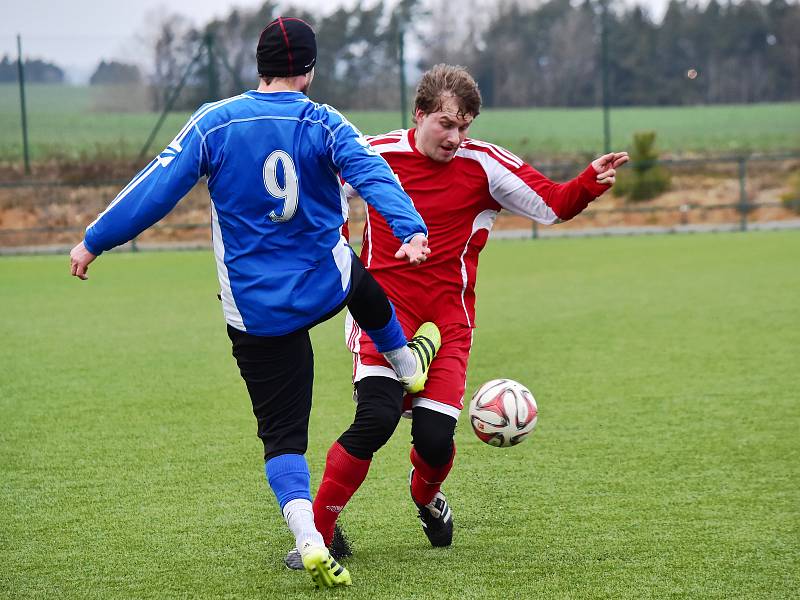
[357,128,608,328]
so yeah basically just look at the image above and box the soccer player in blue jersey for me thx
[68,17,441,589]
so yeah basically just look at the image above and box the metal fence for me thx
[0,153,798,255]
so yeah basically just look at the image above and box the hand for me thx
[591,151,629,186]
[70,241,97,280]
[394,233,431,265]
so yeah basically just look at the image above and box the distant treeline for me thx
[4,0,799,110]
[0,56,64,83]
[149,0,799,110]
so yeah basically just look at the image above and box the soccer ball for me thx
[468,379,538,447]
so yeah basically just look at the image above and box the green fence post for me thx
[600,1,611,154]
[738,157,748,232]
[532,220,539,240]
[16,34,31,175]
[398,24,408,130]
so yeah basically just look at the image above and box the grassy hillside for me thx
[0,84,798,162]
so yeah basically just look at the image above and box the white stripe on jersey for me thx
[200,115,336,144]
[211,202,245,331]
[463,139,524,169]
[366,129,405,144]
[174,95,249,147]
[332,235,352,292]
[459,210,498,327]
[339,183,350,218]
[367,130,413,154]
[364,204,373,268]
[344,311,361,353]
[87,158,161,229]
[456,148,560,225]
[89,96,248,230]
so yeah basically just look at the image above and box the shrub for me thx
[613,131,671,202]
[781,170,800,214]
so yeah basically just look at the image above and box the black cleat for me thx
[329,523,353,560]
[410,468,453,547]
[284,525,352,571]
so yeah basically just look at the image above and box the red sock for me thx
[410,444,456,506]
[312,442,371,546]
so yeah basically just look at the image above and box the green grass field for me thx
[2,233,799,599]
[0,84,798,161]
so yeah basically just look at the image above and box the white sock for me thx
[283,498,324,550]
[383,345,416,378]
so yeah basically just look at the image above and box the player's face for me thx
[414,96,474,163]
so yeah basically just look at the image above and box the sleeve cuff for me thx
[83,236,103,257]
[579,163,610,197]
[402,231,427,244]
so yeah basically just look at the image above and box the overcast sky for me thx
[1,0,669,81]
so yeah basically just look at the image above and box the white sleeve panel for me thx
[458,148,562,225]
[343,182,359,200]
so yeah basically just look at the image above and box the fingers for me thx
[71,261,89,280]
[597,168,616,185]
[612,152,630,168]
[70,253,89,280]
[396,235,432,264]
[74,260,89,280]
[591,152,613,173]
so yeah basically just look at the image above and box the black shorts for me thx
[228,253,390,460]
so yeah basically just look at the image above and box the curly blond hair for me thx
[413,64,482,120]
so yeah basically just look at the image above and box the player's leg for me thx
[311,375,405,547]
[410,406,457,547]
[346,257,440,393]
[227,325,350,587]
[406,324,473,547]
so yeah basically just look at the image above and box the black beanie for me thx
[257,17,317,78]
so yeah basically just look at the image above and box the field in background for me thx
[2,232,798,599]
[0,84,799,162]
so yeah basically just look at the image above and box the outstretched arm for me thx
[69,111,207,280]
[481,143,629,223]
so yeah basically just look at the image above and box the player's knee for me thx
[411,407,456,467]
[338,377,404,459]
[413,432,453,467]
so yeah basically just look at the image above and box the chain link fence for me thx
[1,154,797,255]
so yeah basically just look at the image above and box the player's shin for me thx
[312,442,371,546]
[265,454,325,549]
[410,444,456,506]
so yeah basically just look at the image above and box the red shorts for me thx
[345,311,473,419]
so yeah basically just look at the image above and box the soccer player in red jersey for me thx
[286,64,628,565]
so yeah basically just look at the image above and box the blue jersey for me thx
[84,91,426,336]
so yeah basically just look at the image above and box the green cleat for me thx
[300,544,352,588]
[399,322,441,394]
